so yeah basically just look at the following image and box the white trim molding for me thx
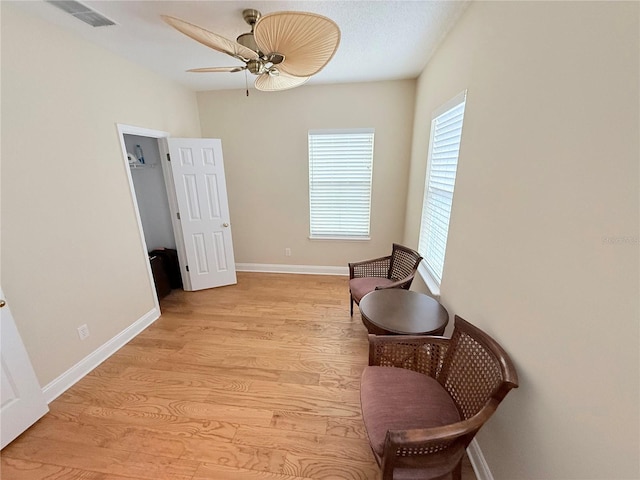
[116,124,169,139]
[417,261,441,300]
[42,307,160,403]
[236,263,349,276]
[467,439,494,480]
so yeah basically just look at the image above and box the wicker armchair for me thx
[360,316,518,480]
[348,243,423,316]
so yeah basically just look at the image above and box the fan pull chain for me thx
[245,69,249,97]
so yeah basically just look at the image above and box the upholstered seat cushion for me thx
[360,366,461,458]
[349,277,395,303]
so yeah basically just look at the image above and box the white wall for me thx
[124,135,176,251]
[197,80,416,268]
[405,2,639,479]
[1,4,201,387]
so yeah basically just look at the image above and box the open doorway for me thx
[116,124,237,297]
[116,124,185,302]
[123,133,182,299]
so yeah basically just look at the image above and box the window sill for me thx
[308,236,371,241]
[417,262,441,299]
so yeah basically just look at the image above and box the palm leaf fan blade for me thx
[188,66,246,73]
[253,12,340,78]
[161,15,259,61]
[255,73,310,92]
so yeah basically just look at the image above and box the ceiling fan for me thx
[162,9,340,92]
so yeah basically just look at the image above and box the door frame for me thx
[115,124,193,297]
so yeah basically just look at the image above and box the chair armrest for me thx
[349,255,391,279]
[374,273,416,290]
[387,402,496,445]
[380,406,496,476]
[368,334,450,378]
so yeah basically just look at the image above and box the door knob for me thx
[0,299,5,308]
[222,223,229,227]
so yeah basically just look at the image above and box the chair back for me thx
[388,244,423,283]
[438,316,519,421]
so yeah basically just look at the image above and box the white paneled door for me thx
[167,138,237,291]
[1,288,49,448]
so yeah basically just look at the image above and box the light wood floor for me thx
[1,272,477,480]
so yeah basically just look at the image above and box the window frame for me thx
[418,91,467,290]
[308,128,375,240]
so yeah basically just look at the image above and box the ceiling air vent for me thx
[46,1,116,27]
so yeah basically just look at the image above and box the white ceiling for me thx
[13,0,470,92]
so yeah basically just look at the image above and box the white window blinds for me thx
[308,129,374,239]
[418,92,467,284]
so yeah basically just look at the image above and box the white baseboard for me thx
[467,438,494,480]
[236,263,349,276]
[42,307,160,403]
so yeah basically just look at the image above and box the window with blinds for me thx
[418,92,467,285]
[308,129,374,239]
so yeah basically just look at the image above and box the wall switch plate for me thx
[285,248,291,257]
[77,324,90,340]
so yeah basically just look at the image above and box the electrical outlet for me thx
[285,248,291,257]
[77,324,90,341]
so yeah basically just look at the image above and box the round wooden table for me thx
[359,289,449,335]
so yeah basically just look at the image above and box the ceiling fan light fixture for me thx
[236,9,262,53]
[236,32,259,53]
[246,59,267,75]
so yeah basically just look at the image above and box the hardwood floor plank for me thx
[120,451,201,480]
[3,437,144,478]
[1,272,477,480]
[4,437,199,479]
[64,374,214,403]
[53,391,274,428]
[318,372,362,390]
[172,436,287,473]
[282,452,381,480]
[232,425,374,463]
[115,395,269,425]
[0,457,135,480]
[13,403,142,451]
[164,347,360,377]
[191,335,351,356]
[82,405,238,441]
[276,370,321,386]
[192,462,313,480]
[152,314,256,331]
[325,416,369,439]
[148,360,321,387]
[86,360,132,378]
[269,411,329,435]
[206,389,361,418]
[206,385,362,418]
[56,384,154,409]
[245,380,361,408]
